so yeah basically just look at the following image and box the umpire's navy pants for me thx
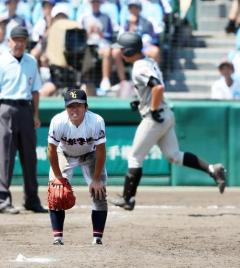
[0,102,40,207]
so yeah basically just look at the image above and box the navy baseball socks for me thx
[112,168,142,210]
[50,210,65,245]
[91,210,107,245]
[50,210,107,245]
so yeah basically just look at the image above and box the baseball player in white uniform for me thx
[47,88,107,245]
[112,32,226,211]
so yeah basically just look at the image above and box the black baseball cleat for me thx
[0,204,20,214]
[24,204,48,213]
[209,163,226,194]
[111,196,135,211]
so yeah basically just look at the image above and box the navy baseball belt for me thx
[0,99,32,106]
[63,151,95,161]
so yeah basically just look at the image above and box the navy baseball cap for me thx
[10,26,29,39]
[64,88,87,107]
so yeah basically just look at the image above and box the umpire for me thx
[0,26,47,214]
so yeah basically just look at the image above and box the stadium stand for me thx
[164,0,238,99]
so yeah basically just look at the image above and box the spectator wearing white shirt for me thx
[31,0,55,44]
[78,0,113,95]
[211,61,240,100]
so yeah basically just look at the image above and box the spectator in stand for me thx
[32,0,75,24]
[117,0,161,64]
[78,0,113,95]
[111,0,161,96]
[124,0,160,63]
[211,61,240,100]
[141,0,165,34]
[16,0,32,29]
[0,0,29,41]
[41,3,81,96]
[31,0,55,87]
[31,0,55,45]
[225,0,240,34]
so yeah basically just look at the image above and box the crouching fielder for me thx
[47,88,107,245]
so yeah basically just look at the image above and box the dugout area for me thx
[12,98,240,187]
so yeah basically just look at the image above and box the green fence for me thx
[12,98,240,186]
[228,103,240,186]
[171,101,229,186]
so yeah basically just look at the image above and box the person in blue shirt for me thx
[0,25,48,214]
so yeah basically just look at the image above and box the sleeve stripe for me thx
[48,135,60,143]
[94,135,106,142]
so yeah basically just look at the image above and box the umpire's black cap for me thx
[64,88,87,107]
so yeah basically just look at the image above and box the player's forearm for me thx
[151,85,164,110]
[93,144,106,181]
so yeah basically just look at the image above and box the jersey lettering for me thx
[61,136,95,146]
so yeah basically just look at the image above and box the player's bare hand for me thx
[89,181,106,200]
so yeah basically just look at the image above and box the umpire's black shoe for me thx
[210,163,226,194]
[24,204,48,213]
[0,204,20,214]
[111,196,135,211]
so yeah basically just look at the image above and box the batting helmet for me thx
[117,32,143,57]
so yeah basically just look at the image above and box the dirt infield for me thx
[0,186,240,268]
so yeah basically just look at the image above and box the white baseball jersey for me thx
[132,56,166,117]
[48,110,106,157]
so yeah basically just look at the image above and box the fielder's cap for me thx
[10,25,29,39]
[218,60,234,70]
[51,3,69,18]
[128,0,141,8]
[64,88,87,107]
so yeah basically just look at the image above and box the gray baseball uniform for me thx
[112,31,226,211]
[129,56,184,169]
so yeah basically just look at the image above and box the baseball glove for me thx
[48,178,76,210]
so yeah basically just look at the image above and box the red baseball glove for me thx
[48,178,76,210]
